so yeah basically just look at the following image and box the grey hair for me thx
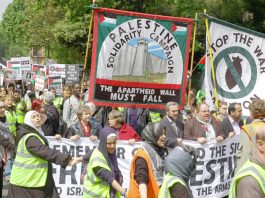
[86,102,96,115]
[166,101,179,111]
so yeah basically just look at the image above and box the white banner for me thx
[204,18,265,116]
[49,64,66,77]
[186,136,240,198]
[11,57,31,71]
[48,136,240,198]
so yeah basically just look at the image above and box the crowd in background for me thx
[0,80,264,198]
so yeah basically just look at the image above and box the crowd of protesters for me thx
[0,80,264,198]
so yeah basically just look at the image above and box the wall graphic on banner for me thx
[89,8,193,109]
[204,17,265,116]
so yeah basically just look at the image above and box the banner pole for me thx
[204,9,219,108]
[187,13,198,106]
[81,1,96,93]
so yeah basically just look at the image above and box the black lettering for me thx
[116,147,125,159]
[168,67,173,73]
[190,161,204,186]
[62,145,75,156]
[217,158,227,182]
[109,33,116,42]
[137,19,142,29]
[59,166,77,184]
[204,160,216,184]
[145,20,151,29]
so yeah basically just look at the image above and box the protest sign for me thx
[49,64,66,78]
[7,61,22,80]
[35,75,46,91]
[48,76,63,93]
[11,57,31,71]
[32,64,46,76]
[65,64,80,85]
[22,71,34,81]
[48,136,239,198]
[89,8,193,109]
[204,17,265,116]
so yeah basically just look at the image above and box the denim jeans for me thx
[4,150,13,176]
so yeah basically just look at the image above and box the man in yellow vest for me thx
[236,99,265,171]
[229,125,265,198]
[13,90,26,124]
[158,145,198,198]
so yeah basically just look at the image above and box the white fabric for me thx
[228,116,241,135]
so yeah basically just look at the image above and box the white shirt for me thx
[229,116,241,135]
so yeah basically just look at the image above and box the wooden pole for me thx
[81,0,96,92]
[187,13,198,107]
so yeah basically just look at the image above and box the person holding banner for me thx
[7,110,79,198]
[158,145,198,198]
[106,110,140,144]
[82,125,126,198]
[229,126,265,198]
[69,104,101,141]
[128,122,167,198]
[184,103,225,144]
[159,102,184,148]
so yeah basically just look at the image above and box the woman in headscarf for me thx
[128,122,167,198]
[158,145,198,198]
[7,111,78,198]
[82,127,127,198]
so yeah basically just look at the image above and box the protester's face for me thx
[63,88,72,98]
[0,88,7,97]
[106,136,117,154]
[232,104,242,121]
[81,111,91,123]
[13,92,20,101]
[157,131,166,148]
[219,104,228,116]
[73,84,81,96]
[198,104,210,122]
[5,98,13,108]
[31,112,42,128]
[108,116,119,128]
[167,105,179,120]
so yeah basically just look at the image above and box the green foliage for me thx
[0,0,263,66]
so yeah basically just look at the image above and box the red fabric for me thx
[118,124,141,141]
[31,99,43,112]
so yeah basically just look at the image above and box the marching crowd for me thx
[0,80,264,198]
